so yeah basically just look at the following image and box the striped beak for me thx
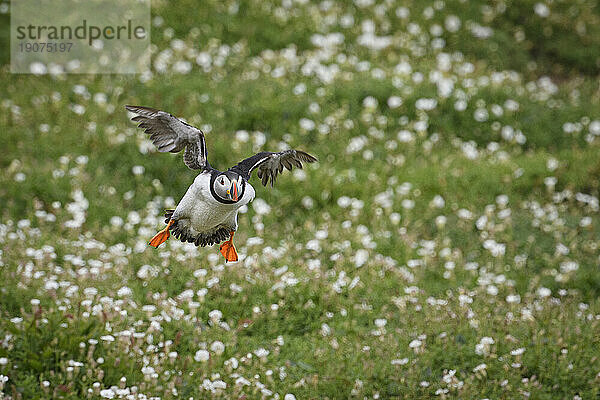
[228,179,239,201]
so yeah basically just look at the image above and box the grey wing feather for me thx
[233,149,317,187]
[126,105,207,170]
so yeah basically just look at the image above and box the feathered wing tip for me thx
[296,150,318,163]
[125,105,208,170]
[254,149,318,187]
[125,105,161,116]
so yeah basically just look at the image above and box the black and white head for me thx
[212,171,244,202]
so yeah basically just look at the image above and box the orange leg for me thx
[219,231,238,262]
[148,220,174,248]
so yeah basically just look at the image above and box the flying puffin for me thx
[126,105,317,262]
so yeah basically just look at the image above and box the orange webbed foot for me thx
[149,220,174,248]
[219,232,238,262]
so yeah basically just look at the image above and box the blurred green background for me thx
[0,0,599,398]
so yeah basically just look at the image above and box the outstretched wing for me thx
[126,105,208,170]
[231,150,317,187]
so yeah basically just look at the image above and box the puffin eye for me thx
[220,178,224,185]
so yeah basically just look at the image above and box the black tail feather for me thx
[162,209,231,247]
[164,209,175,224]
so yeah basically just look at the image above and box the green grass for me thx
[1,0,600,398]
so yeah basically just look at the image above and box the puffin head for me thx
[213,172,243,202]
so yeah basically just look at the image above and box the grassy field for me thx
[1,0,600,398]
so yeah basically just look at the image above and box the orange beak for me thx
[231,180,239,201]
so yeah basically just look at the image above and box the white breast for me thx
[173,172,255,235]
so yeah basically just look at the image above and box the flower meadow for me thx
[1,0,600,398]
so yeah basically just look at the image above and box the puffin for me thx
[126,105,317,262]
